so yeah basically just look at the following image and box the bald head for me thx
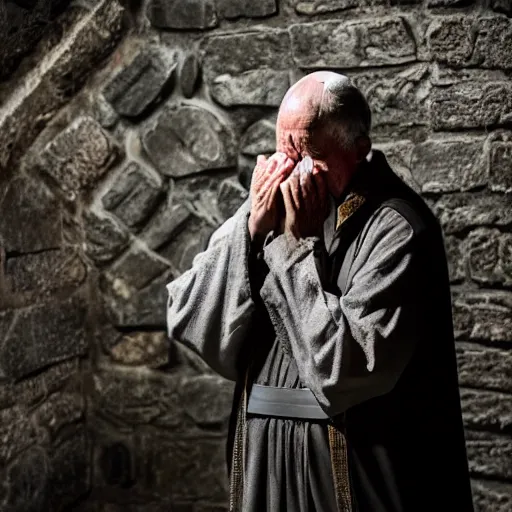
[275,72,372,198]
[277,71,371,150]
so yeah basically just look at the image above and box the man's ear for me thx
[355,135,371,163]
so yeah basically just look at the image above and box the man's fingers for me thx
[286,172,301,211]
[300,171,315,209]
[280,180,296,217]
[313,171,328,206]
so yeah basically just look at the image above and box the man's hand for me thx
[280,163,329,240]
[248,152,295,241]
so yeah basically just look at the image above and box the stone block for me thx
[293,0,360,15]
[102,162,165,229]
[146,0,218,29]
[443,235,465,282]
[452,291,512,343]
[179,53,201,99]
[218,0,277,18]
[428,17,512,70]
[103,47,177,118]
[139,435,228,501]
[3,447,51,512]
[0,407,48,466]
[48,428,90,510]
[465,430,512,480]
[466,229,512,286]
[430,82,512,130]
[180,375,234,426]
[432,193,512,234]
[0,176,62,253]
[290,17,416,69]
[461,388,512,432]
[0,359,80,409]
[410,137,487,193]
[490,142,512,193]
[241,119,276,156]
[143,104,237,177]
[202,30,291,107]
[350,64,430,134]
[0,0,124,171]
[37,116,122,198]
[105,243,170,291]
[472,480,512,512]
[457,342,512,393]
[0,295,88,380]
[109,331,169,368]
[5,248,87,298]
[211,69,290,107]
[427,0,474,5]
[141,200,192,251]
[158,216,216,274]
[92,368,180,425]
[94,94,119,129]
[34,392,84,439]
[83,210,130,266]
[217,178,249,221]
[103,268,173,328]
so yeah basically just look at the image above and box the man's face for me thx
[275,117,359,199]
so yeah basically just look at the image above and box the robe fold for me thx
[166,150,474,512]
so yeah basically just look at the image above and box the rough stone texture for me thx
[490,141,512,193]
[5,248,87,299]
[443,235,465,282]
[350,64,430,134]
[431,81,512,131]
[466,229,512,286]
[0,176,62,253]
[472,480,512,512]
[0,359,80,409]
[146,0,218,30]
[0,408,48,466]
[0,295,88,380]
[452,291,512,343]
[0,0,124,171]
[461,388,512,432]
[109,332,169,368]
[410,138,487,193]
[48,428,90,510]
[3,447,51,512]
[139,435,228,501]
[427,0,474,5]
[34,392,85,439]
[217,0,277,18]
[241,119,276,156]
[428,17,512,70]
[457,343,512,393]
[432,194,512,234]
[102,268,173,328]
[104,243,170,291]
[83,210,130,266]
[293,0,360,15]
[102,162,165,230]
[217,178,248,221]
[202,30,291,107]
[290,17,416,69]
[37,116,122,198]
[465,430,512,480]
[141,200,192,251]
[143,104,237,177]
[103,47,177,118]
[179,53,201,99]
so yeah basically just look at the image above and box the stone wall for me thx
[0,0,511,510]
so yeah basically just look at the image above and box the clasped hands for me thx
[248,152,329,243]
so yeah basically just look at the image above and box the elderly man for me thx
[166,72,474,511]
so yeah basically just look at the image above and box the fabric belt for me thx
[246,384,330,420]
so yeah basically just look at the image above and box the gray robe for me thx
[166,151,473,512]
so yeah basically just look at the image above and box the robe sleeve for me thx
[260,206,424,416]
[166,199,255,381]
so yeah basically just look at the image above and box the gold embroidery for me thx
[329,423,353,512]
[336,193,366,230]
